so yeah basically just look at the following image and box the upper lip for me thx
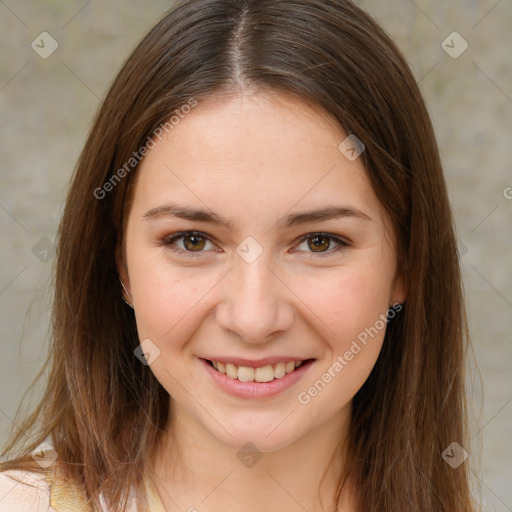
[201,356,314,368]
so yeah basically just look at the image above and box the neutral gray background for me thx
[0,1,511,510]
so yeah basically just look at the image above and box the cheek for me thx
[127,249,208,342]
[294,271,392,412]
[293,265,394,344]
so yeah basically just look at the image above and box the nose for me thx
[215,254,295,344]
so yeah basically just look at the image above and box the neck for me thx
[152,400,356,512]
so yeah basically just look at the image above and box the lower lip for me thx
[200,358,315,399]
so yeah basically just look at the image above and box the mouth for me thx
[204,358,315,382]
[200,357,316,399]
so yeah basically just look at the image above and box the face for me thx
[117,90,405,453]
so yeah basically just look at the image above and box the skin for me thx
[116,90,406,512]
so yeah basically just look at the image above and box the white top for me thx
[0,445,166,512]
[0,469,52,512]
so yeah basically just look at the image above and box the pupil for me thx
[185,234,205,251]
[310,235,329,252]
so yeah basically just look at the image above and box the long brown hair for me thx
[1,0,476,510]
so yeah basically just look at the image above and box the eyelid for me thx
[293,232,350,258]
[160,230,351,257]
[161,230,218,257]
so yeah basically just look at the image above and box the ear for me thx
[115,233,131,296]
[390,269,407,306]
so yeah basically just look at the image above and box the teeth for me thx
[238,366,255,382]
[209,359,307,382]
[225,363,238,379]
[254,365,274,383]
[274,362,286,379]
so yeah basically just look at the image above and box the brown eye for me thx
[162,231,215,257]
[183,234,207,251]
[295,233,349,257]
[307,234,332,252]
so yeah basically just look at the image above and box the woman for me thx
[0,0,475,511]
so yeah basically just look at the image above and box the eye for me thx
[161,231,216,257]
[160,231,350,259]
[294,232,350,257]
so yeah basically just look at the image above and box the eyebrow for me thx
[142,203,372,229]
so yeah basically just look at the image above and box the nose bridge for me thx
[236,254,276,305]
[216,251,293,343]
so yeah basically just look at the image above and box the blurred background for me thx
[0,0,510,509]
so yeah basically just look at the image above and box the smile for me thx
[201,358,316,399]
[206,359,308,382]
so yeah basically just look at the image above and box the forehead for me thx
[129,91,383,227]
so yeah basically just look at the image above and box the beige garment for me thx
[0,458,166,512]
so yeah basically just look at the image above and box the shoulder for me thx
[0,469,51,512]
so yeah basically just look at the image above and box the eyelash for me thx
[160,231,350,258]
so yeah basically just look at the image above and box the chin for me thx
[206,417,304,454]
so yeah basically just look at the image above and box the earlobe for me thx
[114,239,128,287]
[119,276,135,309]
[391,270,407,306]
[115,237,134,309]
